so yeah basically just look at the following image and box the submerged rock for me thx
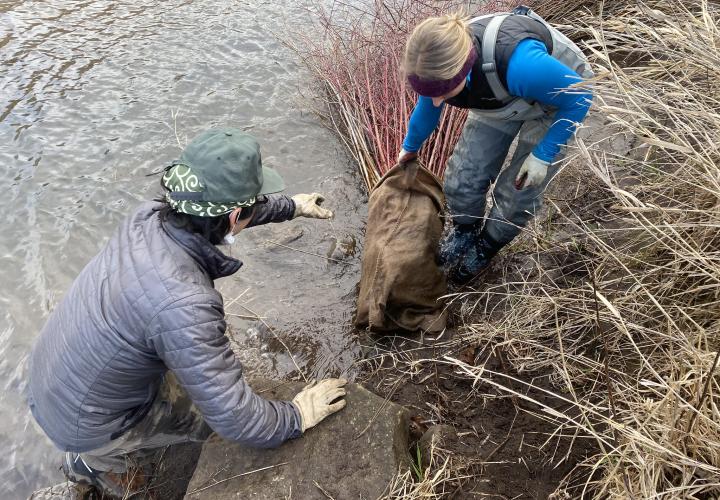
[267,225,305,247]
[185,379,409,499]
[326,234,357,261]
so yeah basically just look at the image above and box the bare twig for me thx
[186,462,289,496]
[314,480,336,499]
[264,239,351,265]
[226,313,265,321]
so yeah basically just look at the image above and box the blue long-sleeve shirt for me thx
[402,38,592,163]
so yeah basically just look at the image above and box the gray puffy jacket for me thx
[28,197,302,452]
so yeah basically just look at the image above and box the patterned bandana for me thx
[161,164,255,217]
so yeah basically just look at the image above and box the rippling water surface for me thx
[0,1,366,496]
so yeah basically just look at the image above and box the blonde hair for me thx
[403,13,472,80]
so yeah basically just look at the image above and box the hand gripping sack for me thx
[355,160,448,333]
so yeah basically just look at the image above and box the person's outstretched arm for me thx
[248,194,333,227]
[507,38,593,163]
[400,96,444,158]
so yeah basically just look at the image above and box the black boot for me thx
[62,452,145,499]
[450,236,503,285]
[438,221,482,271]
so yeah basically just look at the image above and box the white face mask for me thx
[222,232,236,246]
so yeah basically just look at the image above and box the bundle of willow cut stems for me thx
[290,0,518,190]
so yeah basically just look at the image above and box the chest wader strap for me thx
[481,14,513,105]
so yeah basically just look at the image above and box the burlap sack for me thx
[355,160,447,333]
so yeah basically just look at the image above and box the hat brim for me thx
[257,166,285,195]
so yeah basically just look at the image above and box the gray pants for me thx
[80,373,211,473]
[443,7,591,246]
[444,106,561,246]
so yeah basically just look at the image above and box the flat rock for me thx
[264,225,305,247]
[185,379,409,500]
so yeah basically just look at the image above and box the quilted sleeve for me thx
[247,195,296,228]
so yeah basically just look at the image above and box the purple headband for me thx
[407,45,477,97]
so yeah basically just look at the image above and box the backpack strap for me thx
[480,14,513,105]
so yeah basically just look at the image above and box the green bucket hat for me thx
[161,127,285,217]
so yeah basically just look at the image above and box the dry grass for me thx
[383,439,476,500]
[447,0,720,497]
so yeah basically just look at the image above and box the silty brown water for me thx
[0,1,366,497]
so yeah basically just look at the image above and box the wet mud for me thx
[366,337,597,499]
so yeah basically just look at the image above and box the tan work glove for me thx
[397,148,418,164]
[291,193,333,219]
[515,153,550,190]
[292,378,348,432]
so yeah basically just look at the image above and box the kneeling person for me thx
[27,128,347,497]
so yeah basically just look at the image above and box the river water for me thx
[0,1,367,497]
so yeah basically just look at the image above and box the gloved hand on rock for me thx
[515,153,549,190]
[291,193,333,219]
[292,378,347,432]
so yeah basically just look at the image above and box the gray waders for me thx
[60,373,211,497]
[442,7,593,282]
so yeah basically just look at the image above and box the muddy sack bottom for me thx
[355,160,447,333]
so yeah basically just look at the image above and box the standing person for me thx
[399,6,593,283]
[27,128,347,498]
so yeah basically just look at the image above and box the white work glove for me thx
[292,378,348,432]
[291,193,333,219]
[397,148,417,164]
[515,153,550,190]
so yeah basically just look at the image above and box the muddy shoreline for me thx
[364,329,598,499]
[139,324,598,500]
